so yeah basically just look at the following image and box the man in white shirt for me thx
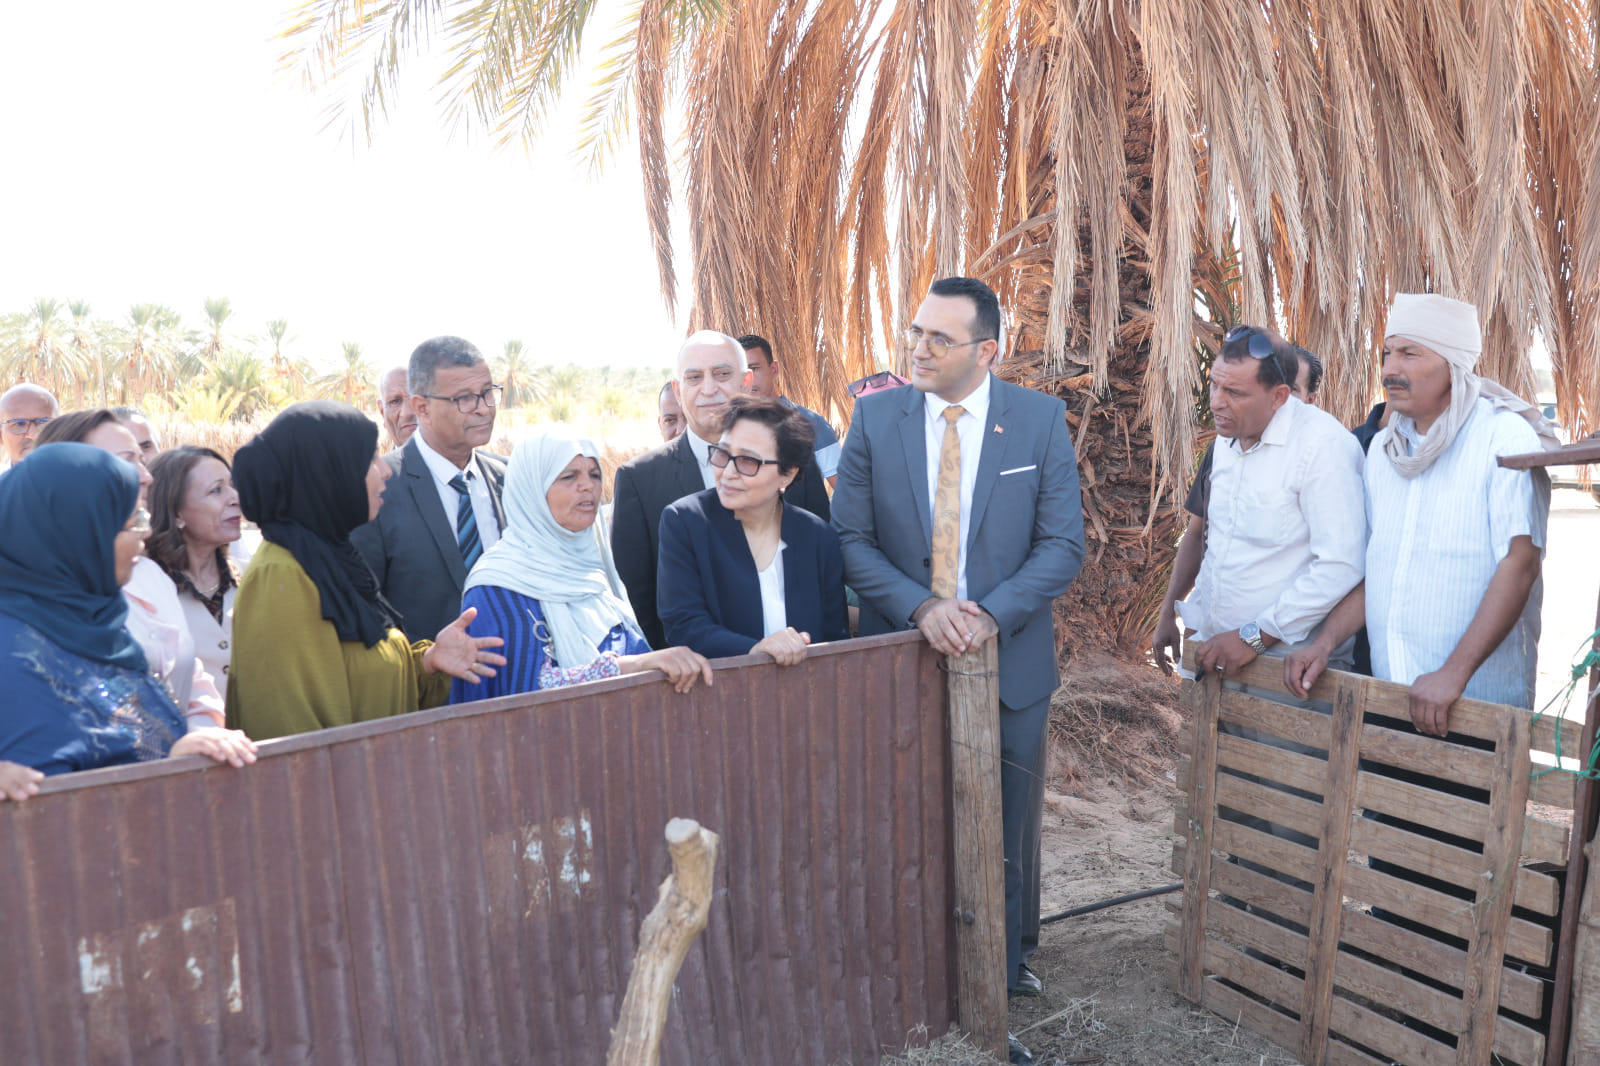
[352,337,508,642]
[1285,293,1555,732]
[1155,326,1366,677]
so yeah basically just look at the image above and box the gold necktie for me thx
[930,405,965,599]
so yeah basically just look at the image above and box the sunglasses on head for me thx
[1222,325,1288,386]
[846,370,910,397]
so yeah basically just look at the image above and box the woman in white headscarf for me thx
[449,428,713,703]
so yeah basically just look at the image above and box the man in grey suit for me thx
[352,337,508,642]
[832,278,1083,1061]
[612,331,830,649]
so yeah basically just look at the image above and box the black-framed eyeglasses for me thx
[708,443,782,477]
[420,385,504,413]
[900,328,993,358]
[847,370,910,397]
[1222,325,1288,386]
[1,417,52,435]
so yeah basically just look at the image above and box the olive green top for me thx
[227,541,450,739]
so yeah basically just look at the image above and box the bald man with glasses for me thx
[0,384,58,468]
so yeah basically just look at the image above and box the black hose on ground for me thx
[1038,882,1183,925]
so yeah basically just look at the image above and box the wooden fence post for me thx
[606,818,721,1066]
[946,636,1008,1057]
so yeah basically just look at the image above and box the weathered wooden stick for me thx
[946,637,1008,1057]
[605,818,721,1066]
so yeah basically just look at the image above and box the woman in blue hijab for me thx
[0,443,256,779]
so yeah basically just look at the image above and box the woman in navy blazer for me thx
[658,396,849,663]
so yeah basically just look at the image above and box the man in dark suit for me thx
[352,337,508,642]
[612,331,830,649]
[831,277,1083,1063]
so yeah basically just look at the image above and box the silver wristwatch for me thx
[1239,622,1266,654]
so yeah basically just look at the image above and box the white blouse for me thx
[122,558,225,729]
[757,542,787,638]
[180,585,235,689]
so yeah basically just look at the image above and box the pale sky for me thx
[0,0,687,375]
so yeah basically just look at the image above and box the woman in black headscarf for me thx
[227,401,504,739]
[0,443,256,781]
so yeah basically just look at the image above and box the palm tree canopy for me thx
[283,0,1599,503]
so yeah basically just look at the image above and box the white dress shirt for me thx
[1365,398,1548,707]
[757,542,788,637]
[683,429,719,490]
[923,373,993,600]
[1177,397,1366,646]
[413,432,501,551]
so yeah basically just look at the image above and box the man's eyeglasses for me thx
[707,444,782,477]
[1222,325,1288,386]
[847,370,910,397]
[125,508,152,538]
[419,385,504,413]
[1,417,52,435]
[900,328,993,358]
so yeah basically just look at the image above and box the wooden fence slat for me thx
[1218,689,1333,749]
[1350,812,1562,918]
[1456,712,1534,1066]
[1195,973,1393,1066]
[1171,847,1550,1021]
[1301,676,1364,1064]
[1339,863,1552,967]
[1327,993,1455,1066]
[1210,656,1573,760]
[1178,672,1224,1002]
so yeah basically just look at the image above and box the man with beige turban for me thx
[1284,293,1557,733]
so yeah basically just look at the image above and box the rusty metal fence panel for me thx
[0,631,955,1066]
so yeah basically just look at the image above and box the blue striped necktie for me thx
[448,473,482,571]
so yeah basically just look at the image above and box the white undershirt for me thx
[683,429,719,491]
[413,432,501,550]
[757,541,787,637]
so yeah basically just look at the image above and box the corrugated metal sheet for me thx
[0,631,955,1066]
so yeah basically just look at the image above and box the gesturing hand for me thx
[170,728,258,768]
[752,627,811,667]
[425,606,508,683]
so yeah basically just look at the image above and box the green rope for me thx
[1527,625,1600,780]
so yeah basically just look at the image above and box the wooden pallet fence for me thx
[1169,653,1578,1066]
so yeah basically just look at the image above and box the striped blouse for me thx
[448,584,650,704]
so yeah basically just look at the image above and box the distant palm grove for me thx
[0,296,669,428]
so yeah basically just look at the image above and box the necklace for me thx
[189,572,221,598]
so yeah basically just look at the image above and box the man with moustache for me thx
[1152,340,1330,670]
[1285,293,1557,729]
[612,331,829,649]
[378,366,418,448]
[353,337,508,642]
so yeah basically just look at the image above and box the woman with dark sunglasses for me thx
[657,395,849,665]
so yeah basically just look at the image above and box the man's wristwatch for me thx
[1239,622,1266,654]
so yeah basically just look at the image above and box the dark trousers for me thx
[1001,694,1050,987]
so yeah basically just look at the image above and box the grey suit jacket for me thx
[350,436,507,642]
[831,375,1084,707]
